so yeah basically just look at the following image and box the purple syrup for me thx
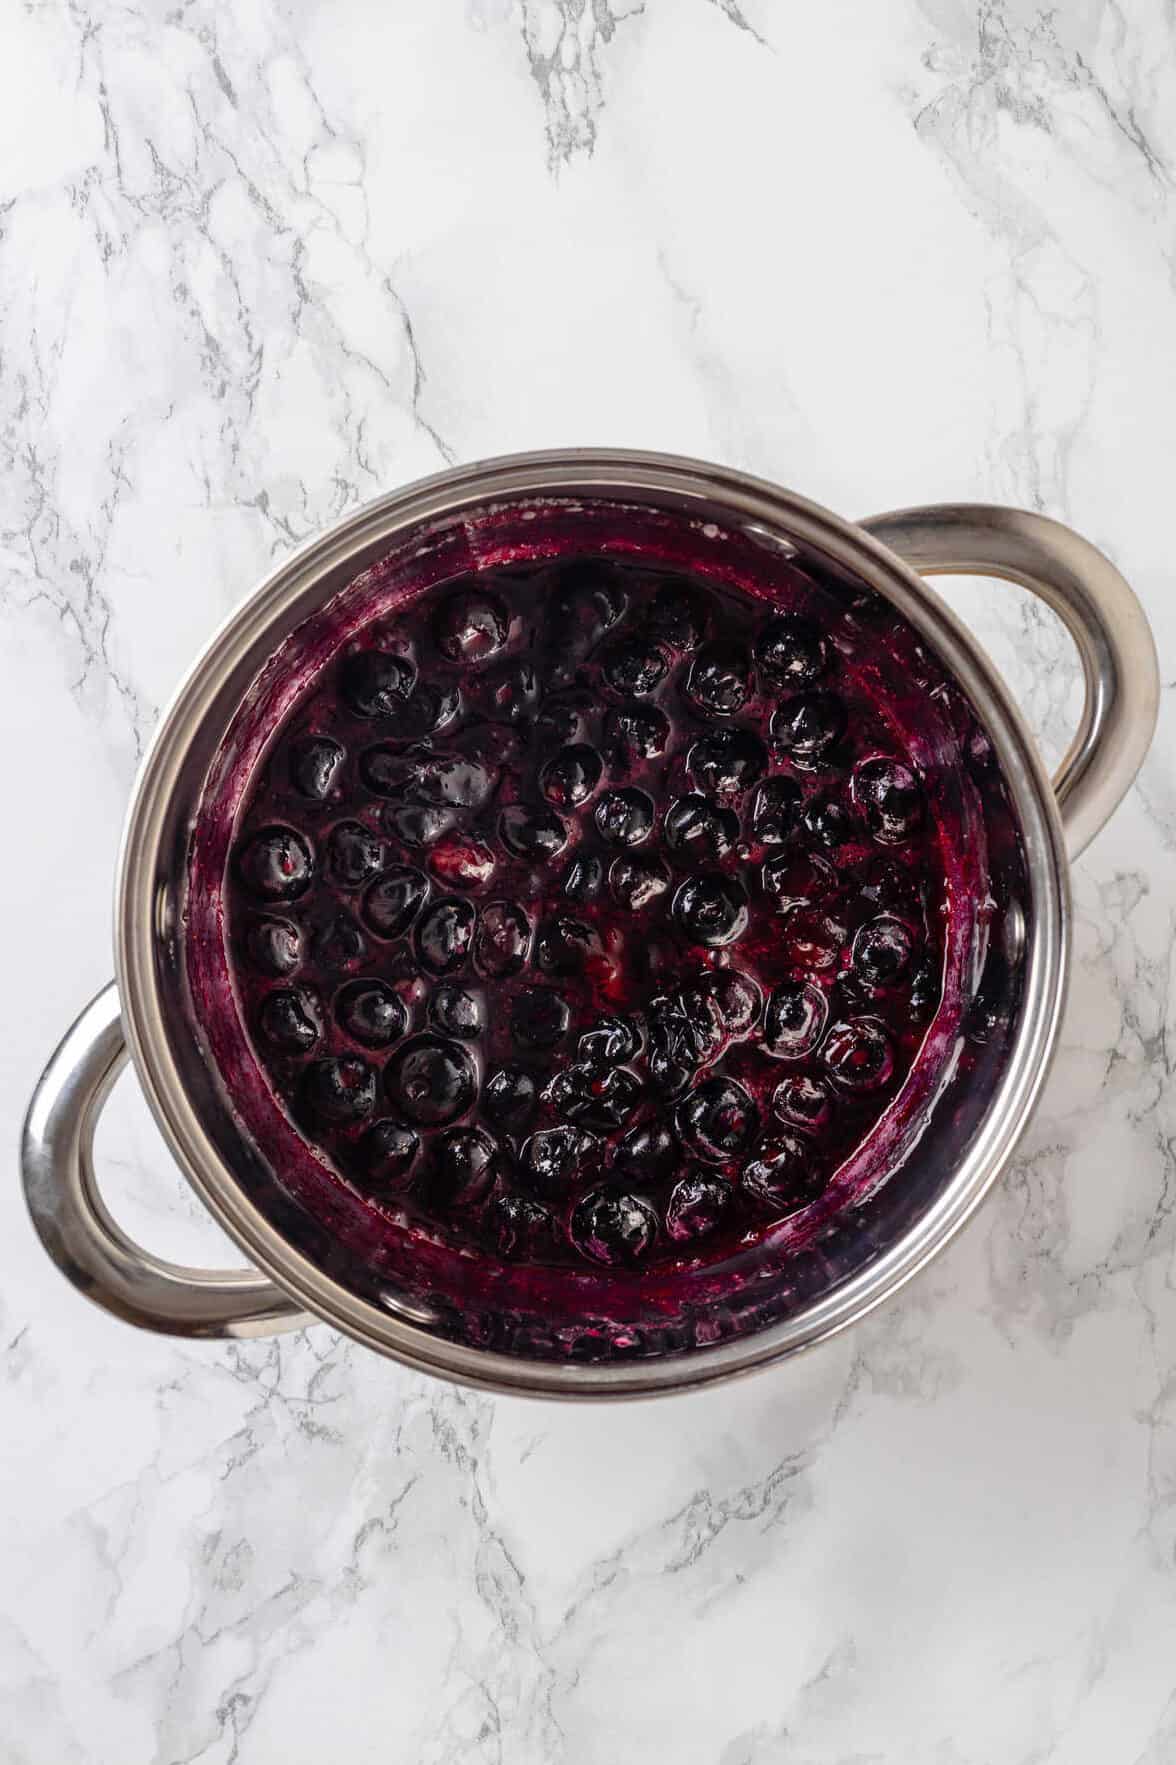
[221,554,951,1277]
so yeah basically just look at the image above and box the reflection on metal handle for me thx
[860,504,1159,860]
[21,983,310,1338]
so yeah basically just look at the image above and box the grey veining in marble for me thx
[2,2,1175,1760]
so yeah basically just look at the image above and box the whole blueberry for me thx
[613,1118,678,1183]
[487,1194,553,1260]
[763,982,828,1060]
[336,979,408,1048]
[474,899,532,977]
[687,729,768,797]
[510,987,571,1050]
[429,1126,499,1206]
[481,1065,539,1134]
[549,1063,640,1131]
[237,826,313,902]
[644,579,709,650]
[433,588,510,663]
[665,1171,734,1242]
[664,794,739,858]
[755,613,827,687]
[258,987,321,1054]
[385,1036,477,1125]
[301,1056,377,1125]
[685,642,752,717]
[853,757,925,844]
[519,1125,599,1197]
[822,1017,896,1092]
[594,788,654,848]
[675,1078,759,1163]
[742,1133,825,1213]
[771,1074,833,1133]
[311,912,367,972]
[536,915,602,977]
[340,650,416,718]
[415,897,475,974]
[428,982,483,1040]
[245,917,302,978]
[288,736,345,801]
[355,1118,420,1195]
[750,776,802,845]
[771,692,847,766]
[852,916,914,986]
[603,704,670,767]
[360,866,430,939]
[672,874,749,947]
[561,852,606,903]
[540,743,603,809]
[571,1189,658,1267]
[326,820,388,889]
[499,804,569,861]
[608,855,671,910]
[601,636,669,697]
[578,1016,640,1068]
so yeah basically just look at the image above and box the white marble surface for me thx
[3,2,1175,1759]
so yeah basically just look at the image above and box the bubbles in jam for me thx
[226,555,948,1275]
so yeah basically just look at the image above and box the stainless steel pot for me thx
[21,451,1159,1397]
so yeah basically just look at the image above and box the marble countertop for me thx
[3,3,1175,1760]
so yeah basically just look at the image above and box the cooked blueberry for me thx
[360,866,429,938]
[672,874,748,947]
[237,826,313,901]
[549,1062,640,1130]
[311,912,367,971]
[603,704,670,767]
[860,858,924,920]
[609,854,670,910]
[427,982,482,1039]
[779,905,847,972]
[685,642,752,716]
[645,994,702,1096]
[540,743,603,809]
[675,1078,758,1162]
[647,1041,696,1099]
[415,897,475,974]
[380,680,462,739]
[535,693,592,749]
[288,736,345,801]
[771,692,847,766]
[355,1118,420,1195]
[755,614,827,687]
[687,729,768,796]
[645,579,709,650]
[258,987,321,1054]
[536,915,601,977]
[326,820,387,888]
[245,917,302,977]
[433,588,510,663]
[601,636,668,697]
[467,658,539,724]
[803,794,854,847]
[664,794,739,858]
[340,650,416,717]
[301,1055,377,1125]
[474,900,532,976]
[742,1134,824,1213]
[704,970,762,1034]
[771,1074,832,1133]
[571,1188,658,1267]
[579,1016,640,1068]
[482,1064,539,1134]
[761,848,837,909]
[750,776,802,844]
[676,983,726,1063]
[665,1171,734,1242]
[381,803,457,847]
[487,1193,553,1260]
[763,982,828,1060]
[385,1035,476,1125]
[409,752,497,811]
[422,834,494,895]
[822,1017,895,1091]
[499,803,569,860]
[853,757,925,843]
[594,788,654,847]
[336,979,408,1048]
[520,1125,598,1197]
[427,1126,498,1207]
[852,916,914,985]
[544,563,628,674]
[562,852,605,902]
[613,1118,678,1182]
[511,986,570,1049]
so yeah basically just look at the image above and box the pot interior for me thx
[173,484,1032,1365]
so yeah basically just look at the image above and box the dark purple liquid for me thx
[224,557,949,1274]
[186,497,1022,1362]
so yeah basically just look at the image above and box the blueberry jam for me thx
[188,496,1027,1362]
[225,555,952,1275]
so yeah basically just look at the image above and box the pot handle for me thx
[858,504,1159,860]
[21,982,310,1338]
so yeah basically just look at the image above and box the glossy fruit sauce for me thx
[186,497,1025,1361]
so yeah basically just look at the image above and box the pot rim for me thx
[114,448,1069,1397]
